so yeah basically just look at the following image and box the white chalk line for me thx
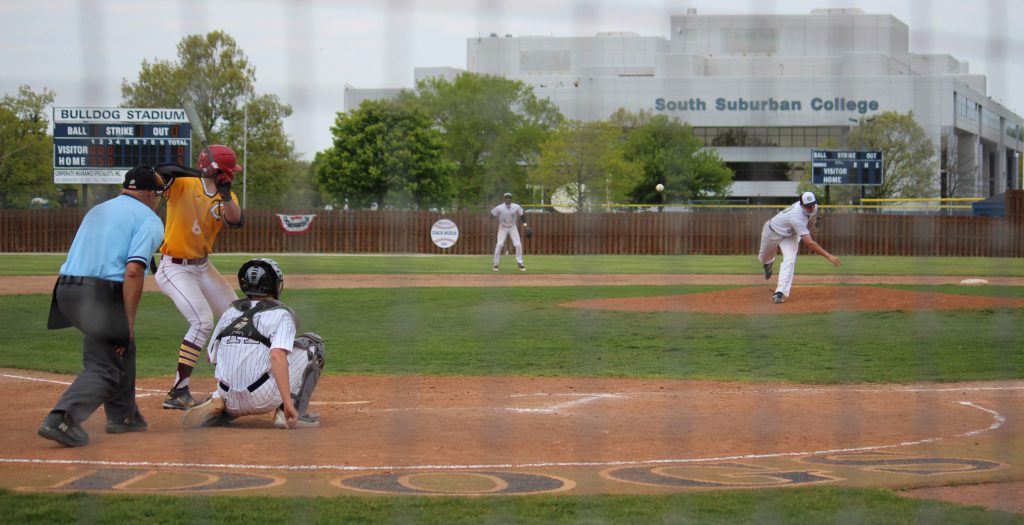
[0,400,1006,474]
[1,372,165,395]
[0,368,368,405]
[374,393,624,414]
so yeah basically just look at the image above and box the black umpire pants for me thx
[47,276,139,425]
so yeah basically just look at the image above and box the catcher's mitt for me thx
[524,225,533,239]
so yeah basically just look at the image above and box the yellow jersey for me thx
[160,177,239,259]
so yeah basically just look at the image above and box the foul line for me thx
[0,401,1005,473]
[1,372,165,396]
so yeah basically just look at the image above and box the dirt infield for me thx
[2,370,1022,507]
[1,273,1022,511]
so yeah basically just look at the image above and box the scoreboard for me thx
[53,107,192,184]
[811,149,883,185]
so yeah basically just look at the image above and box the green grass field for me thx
[2,486,1021,525]
[4,253,1024,276]
[2,254,1022,522]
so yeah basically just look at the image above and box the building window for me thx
[695,127,846,148]
[956,93,978,120]
[1007,123,1023,141]
[982,108,1001,130]
[726,162,801,182]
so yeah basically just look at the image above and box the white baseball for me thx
[655,183,664,192]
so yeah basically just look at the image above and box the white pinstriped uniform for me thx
[206,301,309,417]
[758,202,818,298]
[491,202,524,266]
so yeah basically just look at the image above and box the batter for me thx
[156,145,244,409]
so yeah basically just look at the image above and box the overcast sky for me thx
[1,0,1019,160]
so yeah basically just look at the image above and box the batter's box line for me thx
[374,393,627,415]
[1,372,165,396]
[0,400,1005,474]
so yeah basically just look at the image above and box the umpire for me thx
[38,166,165,447]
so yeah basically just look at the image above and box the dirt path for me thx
[2,273,1022,296]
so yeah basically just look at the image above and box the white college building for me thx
[346,8,1023,202]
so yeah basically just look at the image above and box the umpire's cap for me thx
[122,165,164,191]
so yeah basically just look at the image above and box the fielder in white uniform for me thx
[182,259,324,429]
[758,191,841,303]
[491,192,528,271]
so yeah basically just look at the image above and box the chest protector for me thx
[215,299,296,347]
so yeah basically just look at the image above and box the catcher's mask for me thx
[238,258,284,299]
[198,144,244,175]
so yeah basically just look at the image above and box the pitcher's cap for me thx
[800,191,817,206]
[503,192,512,198]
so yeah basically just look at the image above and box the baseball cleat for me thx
[38,411,89,447]
[492,265,499,272]
[773,291,785,304]
[273,407,321,429]
[763,262,773,280]
[182,396,229,429]
[163,387,197,410]
[518,263,525,272]
[106,411,148,434]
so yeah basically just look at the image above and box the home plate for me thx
[960,278,989,286]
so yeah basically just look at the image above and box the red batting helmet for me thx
[198,145,243,174]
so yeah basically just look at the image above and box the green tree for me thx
[0,85,57,208]
[316,98,453,209]
[530,120,639,210]
[406,72,562,207]
[848,111,938,199]
[121,31,301,208]
[623,114,733,203]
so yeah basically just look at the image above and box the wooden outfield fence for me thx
[2,190,1022,257]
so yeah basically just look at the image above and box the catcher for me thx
[491,192,531,272]
[182,258,324,429]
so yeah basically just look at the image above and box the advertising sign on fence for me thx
[430,219,460,248]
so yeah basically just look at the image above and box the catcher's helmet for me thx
[238,258,284,299]
[198,145,243,174]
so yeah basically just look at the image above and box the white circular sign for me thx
[430,219,460,248]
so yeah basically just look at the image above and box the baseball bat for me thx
[182,99,216,178]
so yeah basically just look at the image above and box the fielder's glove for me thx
[524,223,533,239]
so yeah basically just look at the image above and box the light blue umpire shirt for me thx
[59,194,165,282]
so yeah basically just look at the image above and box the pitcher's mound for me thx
[562,286,1024,315]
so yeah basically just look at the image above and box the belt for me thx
[767,222,782,235]
[168,256,208,266]
[219,372,271,393]
[57,275,122,290]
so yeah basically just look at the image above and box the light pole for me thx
[242,99,249,210]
